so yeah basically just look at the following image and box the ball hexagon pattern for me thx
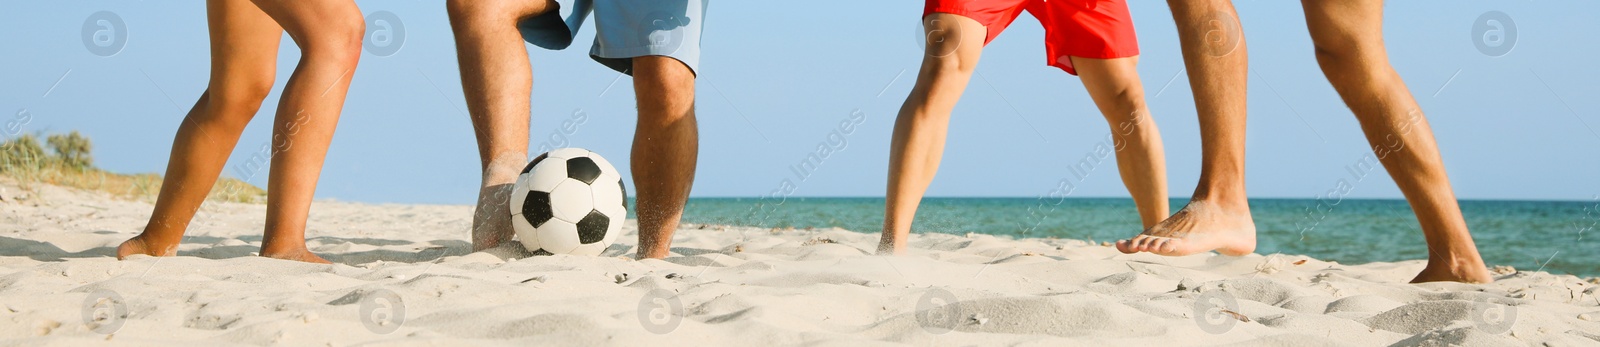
[509,148,628,256]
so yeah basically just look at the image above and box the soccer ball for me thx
[510,148,627,255]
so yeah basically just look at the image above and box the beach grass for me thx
[1,131,264,203]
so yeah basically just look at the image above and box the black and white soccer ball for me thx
[510,148,627,255]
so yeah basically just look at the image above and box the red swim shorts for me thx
[924,0,1140,75]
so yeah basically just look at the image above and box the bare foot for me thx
[876,243,903,256]
[116,236,177,259]
[473,155,525,252]
[472,182,517,252]
[1116,199,1256,256]
[478,241,536,261]
[260,248,332,264]
[876,234,906,255]
[1410,258,1493,284]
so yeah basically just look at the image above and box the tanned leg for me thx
[877,14,987,255]
[246,0,366,263]
[631,56,698,259]
[1071,56,1169,229]
[445,0,558,251]
[119,0,282,260]
[1117,0,1256,256]
[1301,0,1491,283]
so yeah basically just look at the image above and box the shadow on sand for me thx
[0,234,473,265]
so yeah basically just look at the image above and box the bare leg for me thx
[244,0,365,263]
[445,0,557,251]
[877,14,987,255]
[1072,56,1169,229]
[1301,0,1490,283]
[120,0,282,259]
[1117,0,1256,256]
[631,56,698,259]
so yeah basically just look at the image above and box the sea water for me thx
[666,197,1599,277]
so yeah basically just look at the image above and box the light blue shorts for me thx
[517,0,707,75]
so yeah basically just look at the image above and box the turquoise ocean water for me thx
[667,197,1599,278]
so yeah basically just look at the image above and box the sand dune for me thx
[2,179,1598,346]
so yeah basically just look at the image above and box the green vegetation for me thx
[45,131,93,169]
[1,131,265,203]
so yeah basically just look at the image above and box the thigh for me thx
[205,0,283,88]
[925,0,1029,45]
[247,0,363,49]
[920,13,988,64]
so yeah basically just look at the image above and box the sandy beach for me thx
[2,178,1598,346]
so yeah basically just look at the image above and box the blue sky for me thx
[2,1,1597,204]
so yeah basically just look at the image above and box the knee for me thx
[1093,90,1153,138]
[637,105,696,129]
[1092,70,1146,113]
[922,56,974,82]
[1311,38,1406,98]
[1104,94,1150,127]
[205,77,274,115]
[636,98,696,126]
[1311,43,1351,69]
[1113,82,1148,110]
[633,56,696,122]
[636,98,695,128]
[1080,73,1149,125]
[633,56,696,86]
[299,13,365,68]
[898,106,950,126]
[1309,32,1381,71]
[919,26,977,77]
[193,88,267,131]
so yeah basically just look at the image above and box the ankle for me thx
[119,235,178,257]
[635,245,670,259]
[130,232,181,249]
[1187,196,1249,213]
[876,241,906,255]
[1196,179,1241,202]
[259,240,310,255]
[1429,249,1487,270]
[483,154,527,184]
[877,227,909,254]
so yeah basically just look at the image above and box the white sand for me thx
[2,179,1599,346]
